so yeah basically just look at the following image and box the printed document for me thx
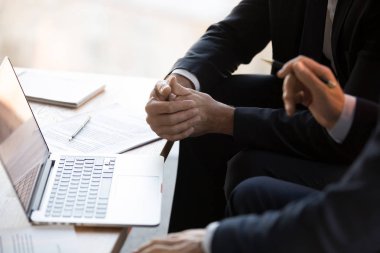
[41,104,160,154]
[0,225,80,253]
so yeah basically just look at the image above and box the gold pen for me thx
[68,115,91,141]
[262,58,336,88]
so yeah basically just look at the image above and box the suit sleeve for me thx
[212,117,380,253]
[234,98,378,163]
[171,0,271,93]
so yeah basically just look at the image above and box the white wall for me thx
[0,0,271,77]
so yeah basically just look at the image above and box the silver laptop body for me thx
[0,57,163,227]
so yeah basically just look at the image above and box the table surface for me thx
[0,68,178,253]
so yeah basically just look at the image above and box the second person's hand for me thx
[277,56,345,130]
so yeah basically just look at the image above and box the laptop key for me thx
[63,211,73,217]
[99,178,112,198]
[95,212,106,219]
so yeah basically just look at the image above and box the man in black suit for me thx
[145,0,380,231]
[136,56,380,253]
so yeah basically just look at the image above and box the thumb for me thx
[168,76,192,96]
[154,80,172,101]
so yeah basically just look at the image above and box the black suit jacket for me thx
[211,107,380,253]
[172,0,380,163]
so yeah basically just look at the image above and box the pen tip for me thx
[261,58,274,65]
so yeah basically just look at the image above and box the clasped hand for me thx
[145,75,234,141]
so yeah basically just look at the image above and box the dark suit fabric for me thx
[213,115,380,253]
[224,149,346,199]
[226,176,319,216]
[168,0,380,232]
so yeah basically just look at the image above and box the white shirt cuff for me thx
[172,69,200,91]
[202,222,220,253]
[327,95,357,143]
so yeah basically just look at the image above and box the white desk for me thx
[0,69,178,253]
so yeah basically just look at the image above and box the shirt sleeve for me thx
[327,95,357,143]
[172,69,201,91]
[202,222,220,253]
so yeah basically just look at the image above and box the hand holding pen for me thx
[262,58,337,88]
[266,56,345,130]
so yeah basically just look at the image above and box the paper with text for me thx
[0,226,80,253]
[41,104,160,154]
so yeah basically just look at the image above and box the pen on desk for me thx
[68,115,91,142]
[261,58,336,89]
[16,70,27,77]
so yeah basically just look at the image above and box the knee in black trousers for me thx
[225,149,347,200]
[227,176,319,216]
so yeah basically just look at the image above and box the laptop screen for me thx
[0,57,50,211]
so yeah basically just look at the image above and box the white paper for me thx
[41,104,160,154]
[0,225,80,253]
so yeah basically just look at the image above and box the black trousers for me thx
[225,149,347,199]
[168,75,347,232]
[227,176,320,216]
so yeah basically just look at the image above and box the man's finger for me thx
[282,74,300,116]
[277,56,307,78]
[155,115,200,137]
[296,57,336,82]
[147,108,199,126]
[168,76,192,96]
[293,62,328,93]
[135,242,173,253]
[145,99,196,115]
[135,234,195,253]
[277,59,295,78]
[154,80,172,101]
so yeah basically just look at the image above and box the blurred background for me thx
[0,0,271,78]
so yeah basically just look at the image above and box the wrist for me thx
[326,96,345,130]
[212,102,235,135]
[326,95,356,143]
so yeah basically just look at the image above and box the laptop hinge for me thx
[27,158,54,217]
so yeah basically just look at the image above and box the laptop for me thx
[0,57,163,227]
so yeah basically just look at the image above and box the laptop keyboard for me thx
[45,156,115,219]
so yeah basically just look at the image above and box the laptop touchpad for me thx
[109,175,160,224]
